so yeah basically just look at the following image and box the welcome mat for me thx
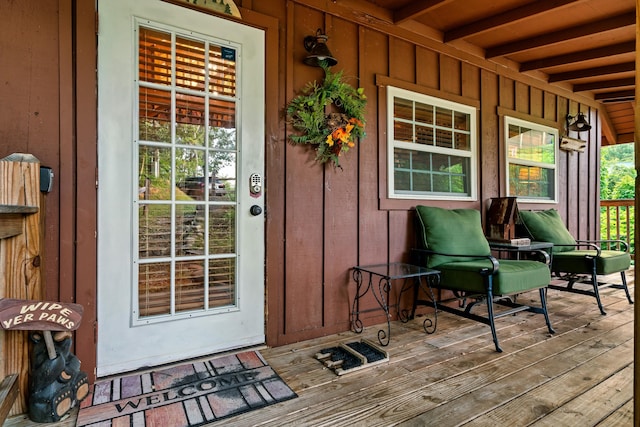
[76,351,297,426]
[315,339,389,375]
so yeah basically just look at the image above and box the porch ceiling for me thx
[363,0,636,146]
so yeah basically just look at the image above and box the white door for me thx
[97,0,265,376]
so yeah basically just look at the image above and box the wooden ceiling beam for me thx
[573,78,635,92]
[617,132,635,143]
[548,62,635,82]
[600,109,618,146]
[393,0,453,24]
[486,12,635,58]
[443,0,579,42]
[520,41,635,71]
[594,89,635,101]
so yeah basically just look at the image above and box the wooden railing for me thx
[600,199,634,259]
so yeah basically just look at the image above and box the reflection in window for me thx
[505,117,558,201]
[387,86,477,200]
[136,24,239,320]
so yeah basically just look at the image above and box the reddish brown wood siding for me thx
[0,0,606,381]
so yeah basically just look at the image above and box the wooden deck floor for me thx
[6,272,635,426]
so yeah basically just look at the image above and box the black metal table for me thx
[351,262,440,346]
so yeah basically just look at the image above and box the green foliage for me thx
[287,64,367,167]
[599,143,636,255]
[600,144,635,200]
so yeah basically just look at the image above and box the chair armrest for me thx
[411,248,500,275]
[576,239,629,253]
[490,247,551,266]
[552,242,602,257]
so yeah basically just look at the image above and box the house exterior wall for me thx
[0,0,602,382]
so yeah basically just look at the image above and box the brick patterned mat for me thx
[76,351,296,426]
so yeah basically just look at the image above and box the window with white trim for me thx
[387,86,477,200]
[505,116,558,202]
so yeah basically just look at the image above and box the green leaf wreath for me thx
[286,65,367,167]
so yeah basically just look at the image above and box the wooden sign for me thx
[0,299,83,331]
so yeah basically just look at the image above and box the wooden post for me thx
[0,153,43,416]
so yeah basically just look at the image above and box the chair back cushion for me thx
[518,209,576,253]
[416,206,491,268]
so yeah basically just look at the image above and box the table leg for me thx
[397,278,416,323]
[417,274,439,334]
[350,269,371,334]
[370,276,392,346]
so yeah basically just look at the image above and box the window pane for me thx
[415,102,433,124]
[508,164,554,199]
[435,129,453,149]
[175,148,206,200]
[175,94,206,145]
[175,260,205,312]
[209,99,236,141]
[139,87,171,143]
[209,205,235,254]
[138,146,172,201]
[176,204,204,256]
[139,204,172,258]
[416,125,433,145]
[454,111,469,131]
[507,124,555,164]
[455,132,470,151]
[138,262,171,316]
[394,121,413,143]
[209,258,235,308]
[176,37,205,91]
[394,149,470,195]
[394,98,413,120]
[139,28,171,85]
[435,107,452,128]
[432,153,469,194]
[209,45,236,96]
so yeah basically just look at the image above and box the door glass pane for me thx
[139,87,171,143]
[175,37,205,91]
[137,24,238,320]
[209,258,235,308]
[139,262,171,316]
[138,204,172,259]
[138,146,172,201]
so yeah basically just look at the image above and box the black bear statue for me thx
[28,331,89,423]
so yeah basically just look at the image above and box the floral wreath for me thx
[286,64,367,167]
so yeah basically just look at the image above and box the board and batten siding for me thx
[0,0,602,378]
[270,1,600,345]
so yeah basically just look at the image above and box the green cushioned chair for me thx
[518,209,633,315]
[413,205,554,352]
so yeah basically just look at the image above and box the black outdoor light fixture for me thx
[566,112,591,132]
[560,112,591,153]
[303,29,338,67]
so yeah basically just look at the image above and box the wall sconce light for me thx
[560,112,590,153]
[566,112,591,132]
[303,29,338,67]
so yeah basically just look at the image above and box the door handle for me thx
[250,205,262,216]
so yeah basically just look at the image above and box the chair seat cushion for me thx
[438,259,551,295]
[553,250,631,275]
[518,209,576,253]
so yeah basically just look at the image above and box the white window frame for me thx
[505,116,559,203]
[386,86,478,201]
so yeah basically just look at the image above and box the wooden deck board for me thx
[4,272,634,426]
